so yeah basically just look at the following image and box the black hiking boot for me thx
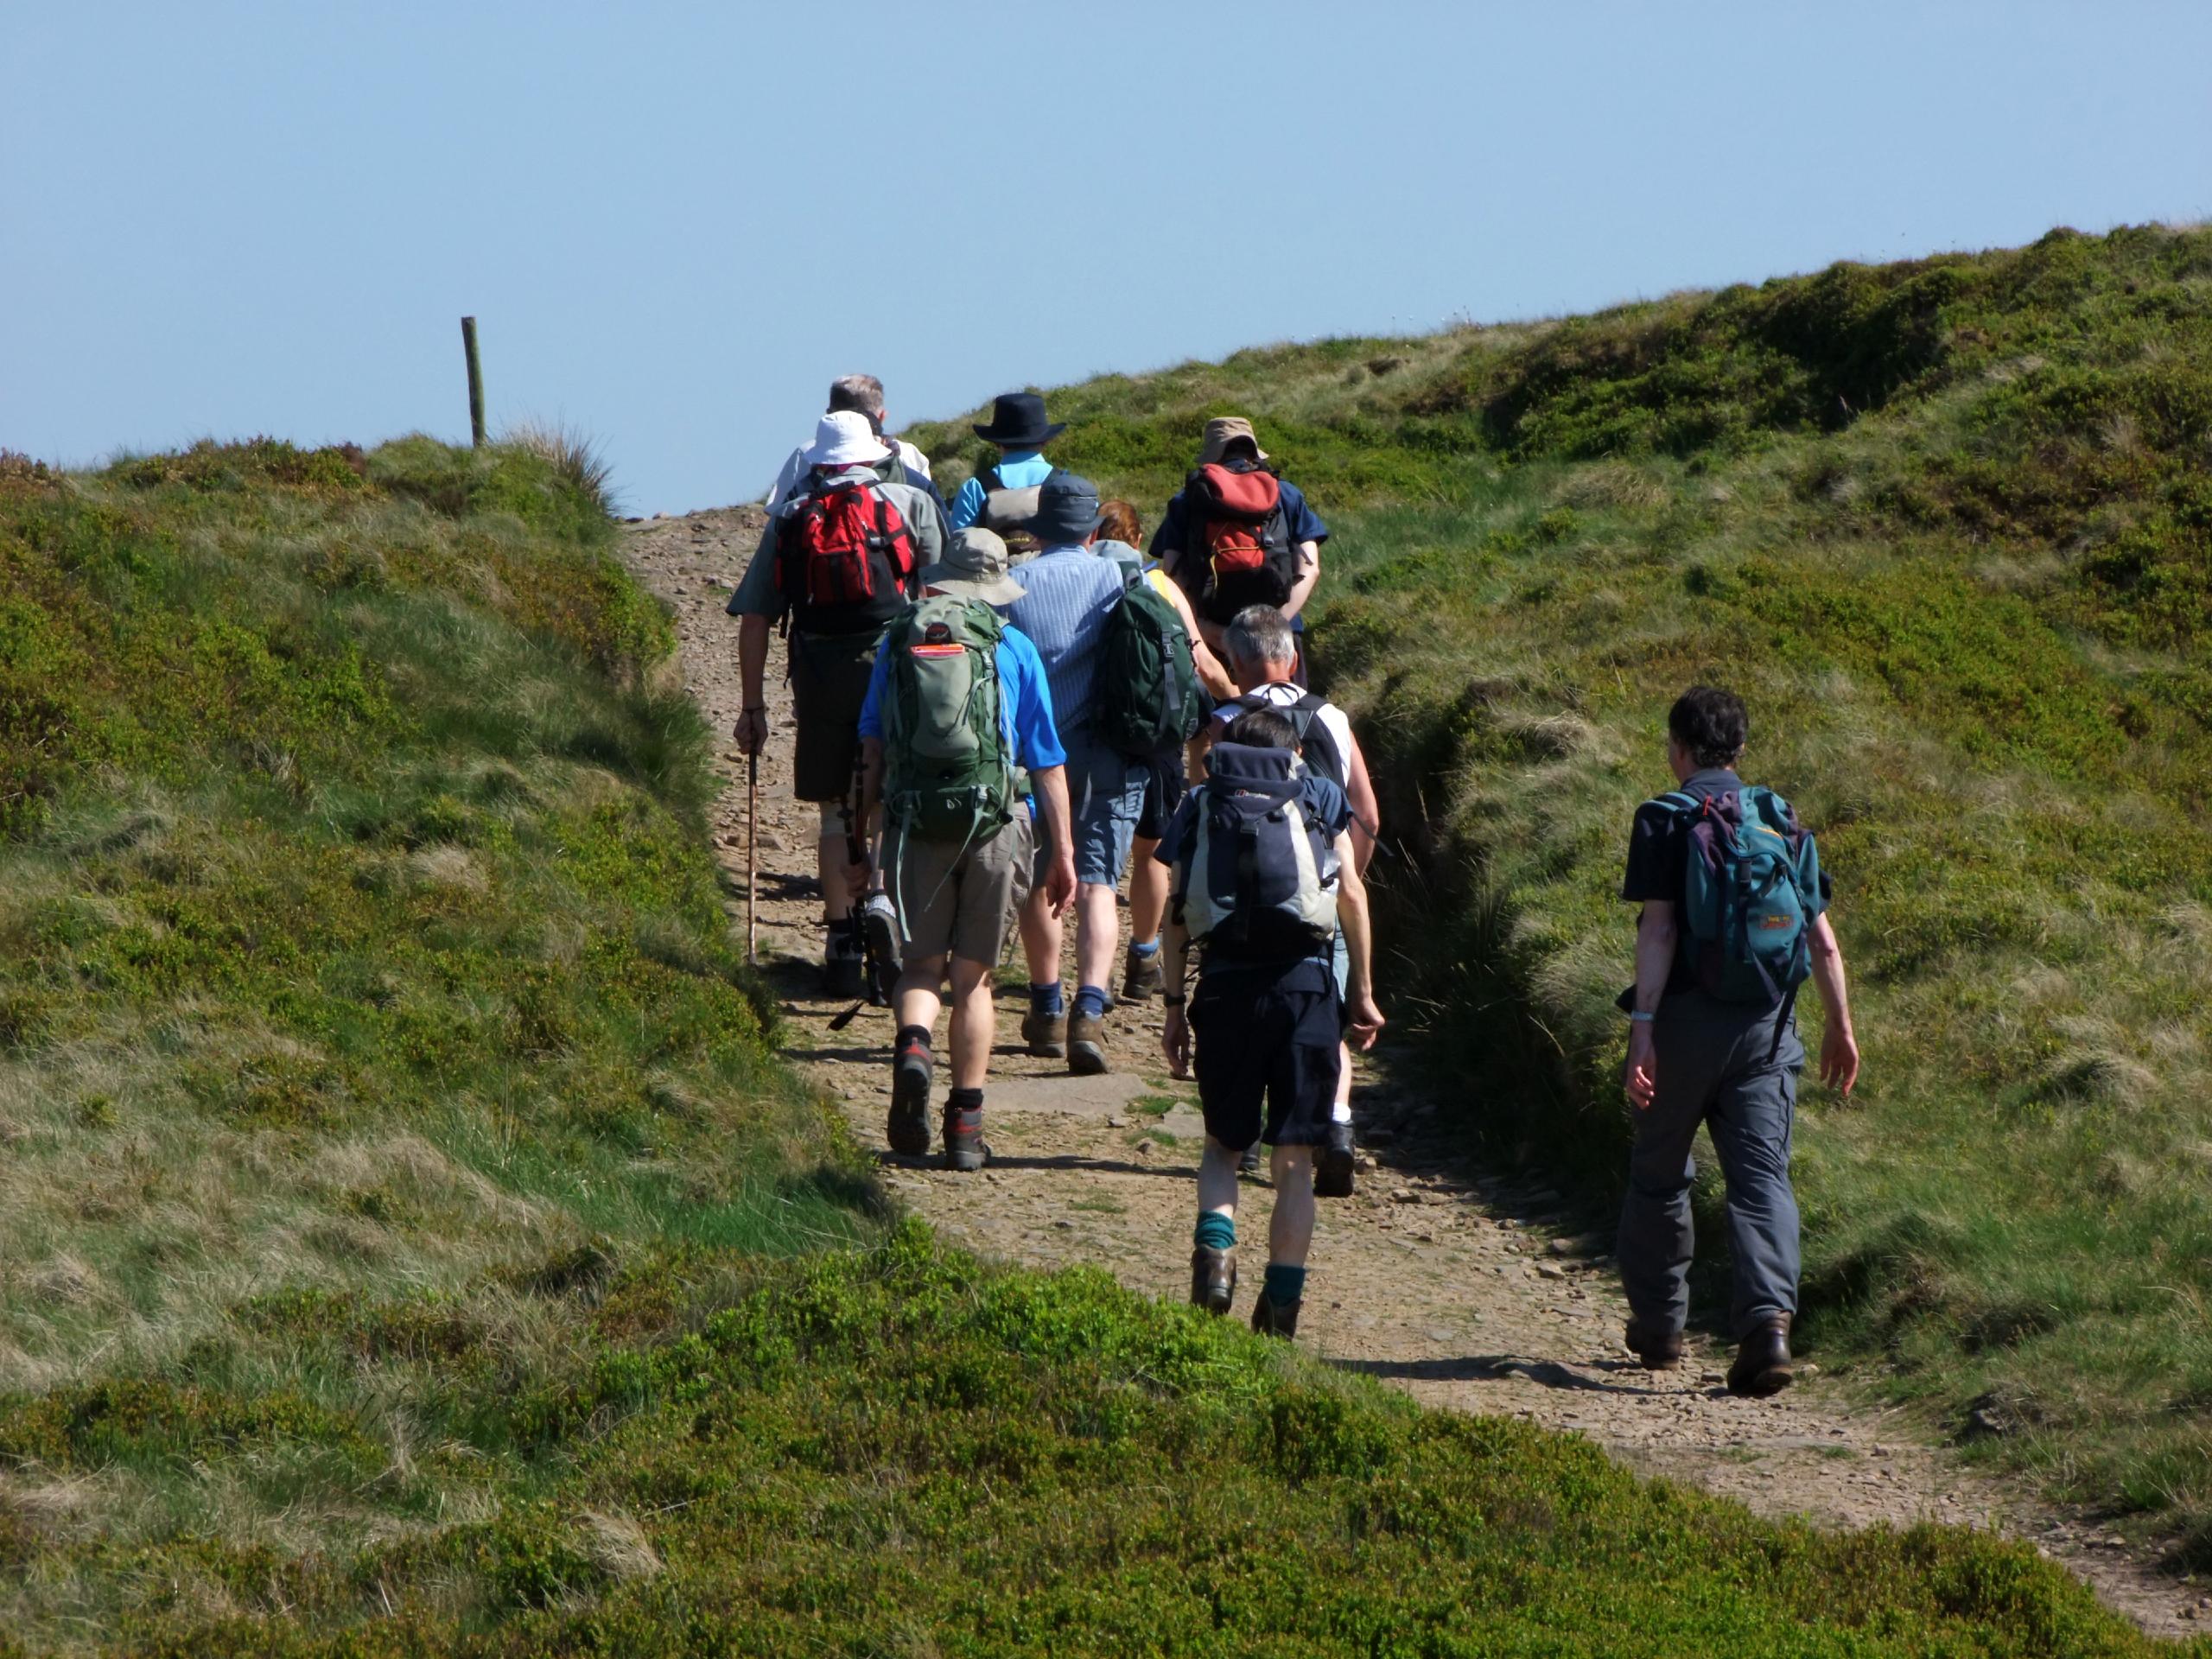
[1726,1317,1795,1398]
[860,893,899,1007]
[942,1102,988,1173]
[1315,1121,1357,1198]
[822,927,864,999]
[1190,1246,1236,1315]
[1624,1318,1684,1372]
[1120,944,1164,1003]
[1250,1294,1301,1341]
[1066,1009,1109,1076]
[886,1036,931,1156]
[1020,1009,1066,1058]
[1237,1142,1263,1178]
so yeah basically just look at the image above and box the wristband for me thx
[1162,994,1186,1007]
[1627,1010,1656,1024]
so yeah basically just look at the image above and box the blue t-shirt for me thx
[858,620,1067,772]
[1147,463,1328,630]
[949,450,1054,531]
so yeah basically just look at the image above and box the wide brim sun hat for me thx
[919,527,1027,606]
[1197,415,1270,466]
[972,391,1067,448]
[803,409,893,467]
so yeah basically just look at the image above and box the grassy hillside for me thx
[911,224,2212,1555]
[0,435,2172,1654]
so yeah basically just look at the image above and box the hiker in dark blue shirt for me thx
[1157,706,1385,1342]
[1618,686,1861,1397]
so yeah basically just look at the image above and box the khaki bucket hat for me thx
[918,527,1027,606]
[1198,415,1270,466]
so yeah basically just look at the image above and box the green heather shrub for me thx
[912,223,2212,1555]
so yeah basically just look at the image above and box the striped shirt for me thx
[1004,543,1128,737]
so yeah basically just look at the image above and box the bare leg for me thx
[1020,884,1062,991]
[1128,836,1168,945]
[946,957,995,1089]
[1074,881,1120,993]
[1332,1041,1354,1125]
[818,831,853,923]
[893,955,947,1038]
[1269,1145,1318,1268]
[1198,1135,1242,1226]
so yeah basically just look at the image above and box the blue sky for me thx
[4,2,2209,515]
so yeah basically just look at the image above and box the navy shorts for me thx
[1189,957,1341,1151]
[1135,747,1187,843]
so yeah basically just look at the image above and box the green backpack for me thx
[880,595,1016,846]
[1097,572,1209,758]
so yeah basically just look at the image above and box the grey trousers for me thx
[1618,991,1805,1342]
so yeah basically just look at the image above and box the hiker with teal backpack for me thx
[1618,687,1861,1396]
[1159,706,1386,1341]
[851,528,1076,1170]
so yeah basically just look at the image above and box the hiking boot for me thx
[886,1035,931,1156]
[1020,1009,1066,1059]
[1726,1317,1795,1398]
[1315,1121,1357,1198]
[1120,945,1164,1003]
[1067,1009,1108,1076]
[1250,1294,1301,1341]
[861,893,899,1007]
[1624,1318,1684,1372]
[942,1102,988,1173]
[822,932,864,999]
[1190,1246,1236,1315]
[1237,1142,1263,1178]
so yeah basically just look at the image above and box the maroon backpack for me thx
[773,478,918,634]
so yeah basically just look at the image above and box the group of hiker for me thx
[728,373,1864,1389]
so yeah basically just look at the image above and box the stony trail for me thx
[626,504,2197,1638]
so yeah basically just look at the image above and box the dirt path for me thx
[626,505,2198,1638]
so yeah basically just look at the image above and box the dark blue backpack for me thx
[1649,785,1821,1005]
[1174,743,1338,957]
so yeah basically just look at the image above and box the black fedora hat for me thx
[973,391,1065,448]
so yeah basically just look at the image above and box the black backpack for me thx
[1235,690,1344,791]
[1181,461,1297,624]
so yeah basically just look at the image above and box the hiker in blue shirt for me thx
[851,528,1076,1172]
[1618,686,1861,1397]
[949,392,1062,561]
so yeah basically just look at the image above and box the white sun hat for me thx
[802,409,893,468]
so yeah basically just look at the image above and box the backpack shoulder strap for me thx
[1643,789,1701,817]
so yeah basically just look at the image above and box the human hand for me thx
[1345,993,1385,1052]
[1624,1023,1658,1111]
[1163,1007,1191,1080]
[1045,854,1077,918]
[733,707,769,756]
[1821,1022,1860,1096]
[845,855,874,896]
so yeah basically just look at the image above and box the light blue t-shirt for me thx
[949,450,1053,531]
[858,620,1067,772]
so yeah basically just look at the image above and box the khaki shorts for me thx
[788,630,880,804]
[887,810,1033,966]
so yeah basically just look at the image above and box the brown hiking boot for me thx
[1020,1009,1066,1058]
[1067,1009,1108,1076]
[885,1036,931,1156]
[942,1103,988,1173]
[1190,1246,1236,1315]
[1250,1294,1301,1340]
[1120,944,1164,1003]
[1727,1316,1795,1398]
[1624,1319,1684,1372]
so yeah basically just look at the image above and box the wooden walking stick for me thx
[745,751,759,964]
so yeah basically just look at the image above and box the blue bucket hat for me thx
[1028,472,1104,544]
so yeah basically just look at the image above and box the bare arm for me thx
[1332,829,1384,1048]
[1160,912,1193,1079]
[1159,576,1236,702]
[735,613,773,753]
[1345,734,1380,875]
[1029,763,1077,917]
[1807,912,1860,1094]
[1280,539,1321,622]
[1624,900,1677,1110]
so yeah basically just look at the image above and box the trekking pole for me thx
[745,751,759,965]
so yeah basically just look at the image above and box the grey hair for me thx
[1224,605,1296,669]
[826,375,886,419]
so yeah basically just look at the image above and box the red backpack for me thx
[774,478,918,633]
[1185,462,1296,623]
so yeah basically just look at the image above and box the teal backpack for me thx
[1096,571,1209,759]
[880,596,1016,847]
[1649,785,1821,1005]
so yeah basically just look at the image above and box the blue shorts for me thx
[1039,726,1146,888]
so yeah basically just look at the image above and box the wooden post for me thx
[461,315,486,447]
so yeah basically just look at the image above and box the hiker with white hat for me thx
[764,374,946,521]
[1150,416,1328,679]
[729,410,950,995]
[849,527,1077,1169]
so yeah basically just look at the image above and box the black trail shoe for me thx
[1237,1142,1263,1178]
[1624,1319,1684,1372]
[1726,1318,1795,1397]
[1190,1246,1236,1315]
[1315,1121,1357,1198]
[942,1103,988,1173]
[886,1038,931,1156]
[1250,1294,1301,1341]
[861,893,899,1007]
[822,934,865,999]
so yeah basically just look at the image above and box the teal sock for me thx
[1130,937,1160,957]
[1193,1212,1235,1252]
[1262,1263,1307,1308]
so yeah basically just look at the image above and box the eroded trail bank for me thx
[626,505,2197,1638]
